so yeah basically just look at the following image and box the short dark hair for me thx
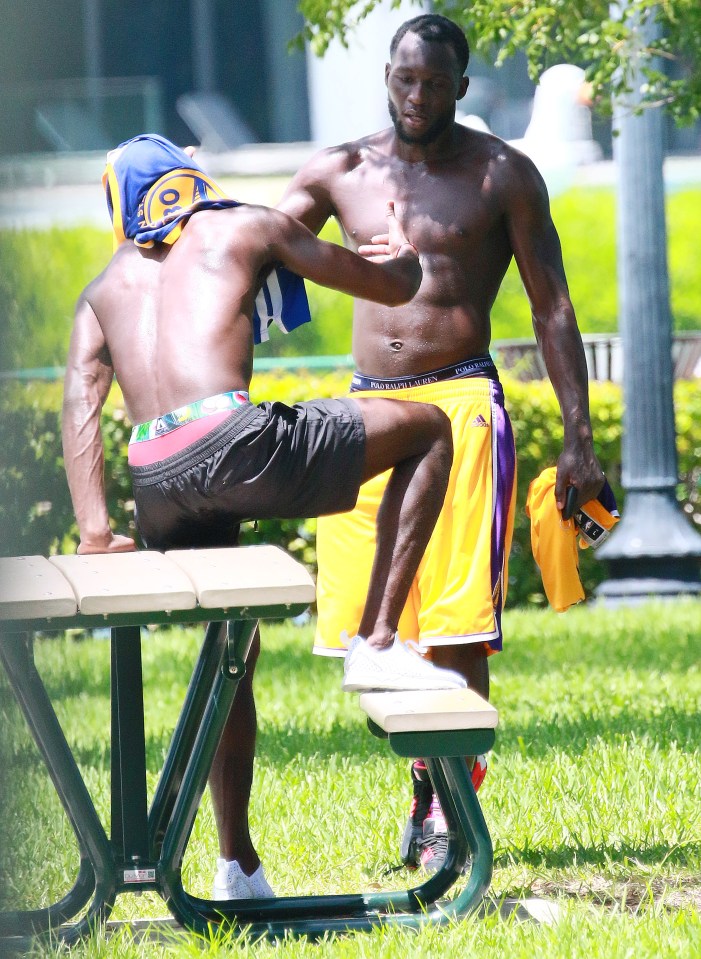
[390,14,470,76]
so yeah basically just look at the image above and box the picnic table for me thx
[0,546,497,947]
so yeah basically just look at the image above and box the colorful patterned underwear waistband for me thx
[350,355,498,392]
[130,390,250,443]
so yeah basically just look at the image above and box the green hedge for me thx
[0,227,113,370]
[2,374,699,608]
[490,188,701,338]
[2,188,701,370]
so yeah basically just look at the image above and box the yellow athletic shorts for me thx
[314,377,516,655]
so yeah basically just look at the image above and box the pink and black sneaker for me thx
[400,756,488,872]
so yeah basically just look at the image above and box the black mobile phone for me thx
[562,485,578,521]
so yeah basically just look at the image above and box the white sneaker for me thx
[211,858,275,900]
[246,863,275,898]
[342,634,467,693]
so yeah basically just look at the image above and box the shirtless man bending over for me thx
[279,14,604,872]
[62,133,465,901]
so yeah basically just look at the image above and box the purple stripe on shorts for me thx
[489,382,516,650]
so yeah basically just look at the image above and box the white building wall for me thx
[306,0,430,146]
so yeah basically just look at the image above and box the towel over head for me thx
[102,133,311,343]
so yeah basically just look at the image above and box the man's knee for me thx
[425,404,452,448]
[396,403,452,477]
[356,398,452,478]
[409,403,451,463]
[407,401,450,434]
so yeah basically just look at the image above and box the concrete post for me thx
[596,6,701,602]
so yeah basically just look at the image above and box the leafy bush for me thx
[2,373,699,609]
[0,382,75,556]
[488,188,701,340]
[0,227,112,371]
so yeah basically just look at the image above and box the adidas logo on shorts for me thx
[471,414,489,427]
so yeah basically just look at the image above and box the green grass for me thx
[1,601,699,957]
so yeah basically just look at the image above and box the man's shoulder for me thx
[189,202,273,232]
[76,248,131,315]
[96,243,137,284]
[301,129,393,178]
[454,124,518,165]
[478,127,542,175]
[455,125,544,188]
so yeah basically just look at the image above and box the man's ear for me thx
[184,145,197,158]
[385,62,391,87]
[457,76,469,102]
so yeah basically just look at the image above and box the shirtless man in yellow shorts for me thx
[279,13,604,871]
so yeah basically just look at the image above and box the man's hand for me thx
[555,442,605,513]
[357,202,416,263]
[357,233,391,262]
[78,532,137,555]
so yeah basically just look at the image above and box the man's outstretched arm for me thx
[267,201,421,306]
[62,293,136,554]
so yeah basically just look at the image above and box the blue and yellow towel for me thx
[526,467,620,612]
[102,133,310,344]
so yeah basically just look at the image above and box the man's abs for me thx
[352,300,491,378]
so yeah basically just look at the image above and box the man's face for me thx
[386,34,467,146]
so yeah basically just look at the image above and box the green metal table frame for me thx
[0,605,495,947]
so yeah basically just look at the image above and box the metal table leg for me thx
[0,631,116,943]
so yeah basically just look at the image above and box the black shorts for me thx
[129,398,366,550]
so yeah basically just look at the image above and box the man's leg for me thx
[352,397,453,648]
[341,398,470,691]
[209,626,260,870]
[209,397,454,891]
[396,381,514,869]
[431,642,489,698]
[208,627,274,898]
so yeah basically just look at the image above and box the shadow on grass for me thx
[245,703,701,767]
[495,705,700,755]
[35,634,197,702]
[494,840,701,871]
[6,699,696,775]
[256,720,388,766]
[526,873,701,913]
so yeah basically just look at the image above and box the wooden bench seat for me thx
[0,555,78,620]
[359,688,498,760]
[49,552,197,615]
[166,545,316,609]
[359,688,498,734]
[0,545,316,624]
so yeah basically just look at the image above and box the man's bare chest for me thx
[331,166,501,250]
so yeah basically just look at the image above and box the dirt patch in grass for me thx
[531,875,701,913]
